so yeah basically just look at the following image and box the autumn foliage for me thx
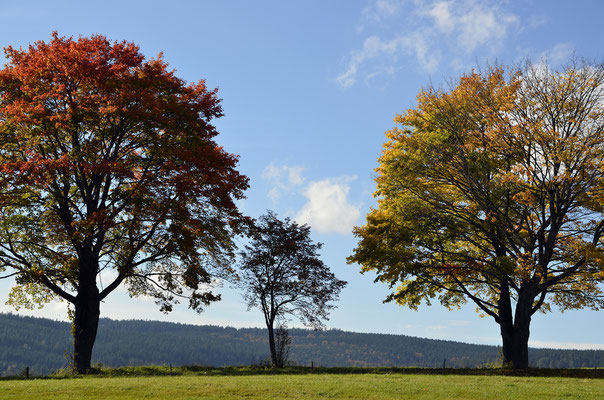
[349,59,604,368]
[0,33,248,372]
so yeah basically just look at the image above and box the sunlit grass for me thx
[2,367,603,400]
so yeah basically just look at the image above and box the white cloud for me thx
[404,32,441,72]
[261,164,305,201]
[428,1,455,32]
[529,340,604,350]
[337,35,396,88]
[261,164,361,235]
[423,319,474,332]
[424,1,518,53]
[338,0,519,88]
[295,177,361,235]
[262,164,305,186]
[373,0,403,18]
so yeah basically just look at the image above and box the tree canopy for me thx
[0,33,248,372]
[235,211,346,366]
[349,59,604,368]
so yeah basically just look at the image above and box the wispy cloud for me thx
[338,0,519,88]
[337,33,439,88]
[261,164,306,202]
[541,42,575,66]
[527,15,548,29]
[337,35,399,88]
[360,0,405,27]
[374,0,403,17]
[423,1,518,53]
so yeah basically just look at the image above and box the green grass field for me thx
[1,367,603,399]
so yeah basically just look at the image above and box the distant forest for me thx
[0,313,602,376]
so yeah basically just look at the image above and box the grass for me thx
[1,367,604,399]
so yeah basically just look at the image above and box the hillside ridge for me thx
[0,313,601,376]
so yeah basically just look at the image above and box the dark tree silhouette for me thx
[235,211,346,367]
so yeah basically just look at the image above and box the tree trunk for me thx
[498,280,514,366]
[498,287,532,369]
[500,320,531,368]
[267,322,277,366]
[72,275,101,373]
[510,296,532,369]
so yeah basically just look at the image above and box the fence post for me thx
[311,361,314,372]
[442,359,446,370]
[25,366,29,379]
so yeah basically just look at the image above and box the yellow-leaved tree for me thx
[349,59,604,369]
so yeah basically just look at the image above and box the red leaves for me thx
[0,32,249,283]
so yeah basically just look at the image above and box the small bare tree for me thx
[274,322,291,368]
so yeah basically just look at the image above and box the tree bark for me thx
[509,296,532,369]
[72,252,101,374]
[497,280,514,365]
[498,285,532,369]
[72,292,100,373]
[500,321,531,368]
[267,322,277,366]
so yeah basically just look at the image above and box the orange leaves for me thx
[0,33,249,316]
[353,58,604,325]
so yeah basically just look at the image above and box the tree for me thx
[0,33,248,372]
[235,211,346,367]
[349,59,604,368]
[273,323,291,368]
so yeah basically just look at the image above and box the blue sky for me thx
[0,0,603,350]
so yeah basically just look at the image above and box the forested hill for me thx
[0,313,602,376]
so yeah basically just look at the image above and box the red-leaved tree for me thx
[0,33,248,372]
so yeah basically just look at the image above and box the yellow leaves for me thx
[353,58,604,323]
[496,170,524,187]
[512,190,536,206]
[6,283,59,311]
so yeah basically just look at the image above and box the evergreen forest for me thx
[0,313,601,376]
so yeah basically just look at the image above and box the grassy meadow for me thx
[1,367,603,399]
